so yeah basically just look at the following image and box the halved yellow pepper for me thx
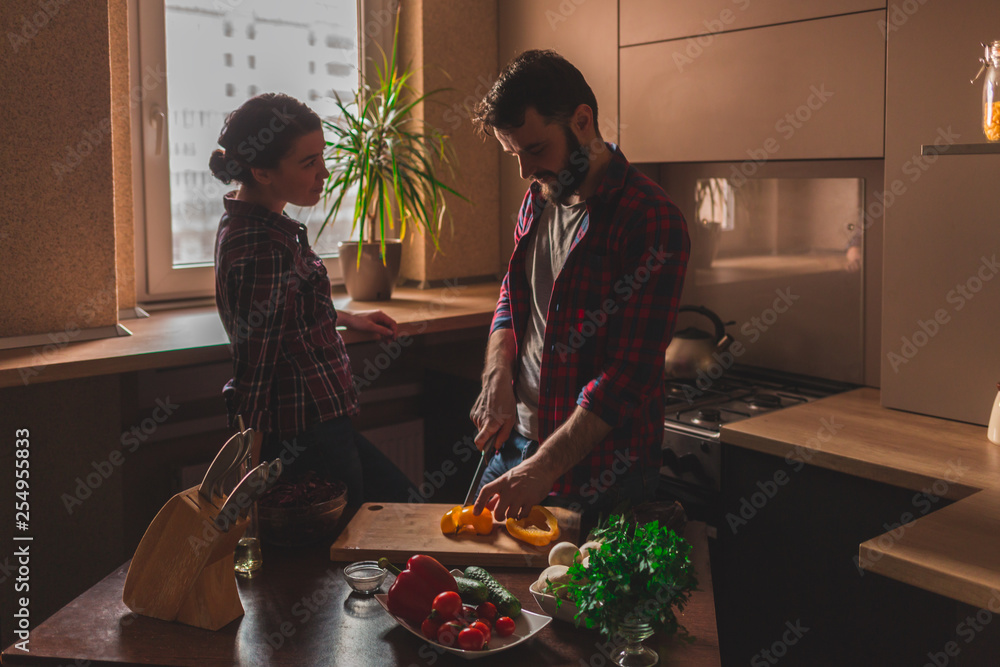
[505,505,560,547]
[440,505,494,535]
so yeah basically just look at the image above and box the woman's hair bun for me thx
[209,149,234,185]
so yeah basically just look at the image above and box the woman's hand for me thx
[339,310,398,340]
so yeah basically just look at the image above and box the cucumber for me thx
[463,566,521,618]
[455,576,489,604]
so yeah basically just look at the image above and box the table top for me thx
[2,523,719,666]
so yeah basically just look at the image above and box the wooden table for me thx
[2,524,719,666]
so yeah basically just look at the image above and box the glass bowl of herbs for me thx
[546,514,699,667]
[257,473,347,548]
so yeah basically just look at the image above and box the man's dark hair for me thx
[472,50,599,137]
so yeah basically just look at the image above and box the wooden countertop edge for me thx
[720,429,983,501]
[0,283,500,389]
[857,540,1000,610]
[723,387,1000,607]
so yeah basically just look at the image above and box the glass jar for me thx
[988,382,1000,445]
[973,40,1000,142]
[233,428,263,577]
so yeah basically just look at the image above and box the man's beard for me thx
[538,126,590,205]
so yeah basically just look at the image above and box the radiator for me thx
[359,419,424,488]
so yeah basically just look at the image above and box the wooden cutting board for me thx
[329,503,580,568]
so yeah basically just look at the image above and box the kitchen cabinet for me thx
[620,0,886,47]
[718,444,960,665]
[881,0,1000,425]
[619,11,885,163]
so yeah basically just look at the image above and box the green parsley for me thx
[546,514,699,641]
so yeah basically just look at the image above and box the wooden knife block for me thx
[123,486,248,631]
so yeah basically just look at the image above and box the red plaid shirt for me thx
[215,193,359,437]
[492,144,690,497]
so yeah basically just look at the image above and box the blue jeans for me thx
[476,430,661,536]
[261,417,415,507]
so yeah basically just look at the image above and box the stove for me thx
[658,365,855,529]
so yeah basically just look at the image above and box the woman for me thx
[209,92,412,506]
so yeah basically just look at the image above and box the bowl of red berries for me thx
[257,473,347,547]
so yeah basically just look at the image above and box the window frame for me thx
[130,0,375,303]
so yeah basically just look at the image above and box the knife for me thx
[212,427,254,499]
[198,432,246,503]
[462,432,499,507]
[214,459,282,532]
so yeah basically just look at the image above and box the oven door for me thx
[659,427,721,534]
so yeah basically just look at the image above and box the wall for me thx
[0,0,134,338]
[397,0,502,285]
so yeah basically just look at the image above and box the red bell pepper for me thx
[378,555,457,625]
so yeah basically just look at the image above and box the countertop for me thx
[0,282,500,389]
[722,387,1000,609]
[1,522,721,666]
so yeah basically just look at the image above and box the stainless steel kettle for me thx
[664,306,734,379]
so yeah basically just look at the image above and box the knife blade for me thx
[214,459,282,531]
[198,432,246,502]
[462,432,499,507]
[211,428,253,499]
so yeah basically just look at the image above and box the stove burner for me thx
[747,393,783,409]
[692,408,722,425]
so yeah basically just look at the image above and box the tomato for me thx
[475,601,498,624]
[457,627,486,651]
[495,616,515,638]
[431,591,463,621]
[472,620,491,644]
[421,616,441,639]
[436,620,464,647]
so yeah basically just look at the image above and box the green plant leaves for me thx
[318,7,468,262]
[556,514,699,642]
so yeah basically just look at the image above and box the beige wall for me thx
[0,0,133,337]
[398,0,501,285]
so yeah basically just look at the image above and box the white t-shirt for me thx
[515,199,588,441]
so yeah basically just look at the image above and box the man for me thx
[469,50,690,524]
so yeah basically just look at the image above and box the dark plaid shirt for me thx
[215,193,358,437]
[491,144,690,497]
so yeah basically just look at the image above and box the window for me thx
[133,0,361,301]
[694,178,735,231]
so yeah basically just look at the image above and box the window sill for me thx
[0,282,499,390]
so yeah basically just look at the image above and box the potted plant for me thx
[318,9,467,301]
[548,514,699,666]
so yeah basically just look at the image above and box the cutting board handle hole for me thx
[367,505,383,511]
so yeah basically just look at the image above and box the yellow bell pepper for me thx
[505,505,560,547]
[440,505,494,535]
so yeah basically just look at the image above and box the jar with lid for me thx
[972,40,1000,142]
[989,382,1000,445]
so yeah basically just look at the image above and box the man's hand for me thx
[339,309,398,340]
[474,406,613,520]
[470,328,518,451]
[470,371,516,451]
[474,455,555,521]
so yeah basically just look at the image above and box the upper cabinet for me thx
[620,0,886,46]
[619,11,886,163]
[880,0,1000,425]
